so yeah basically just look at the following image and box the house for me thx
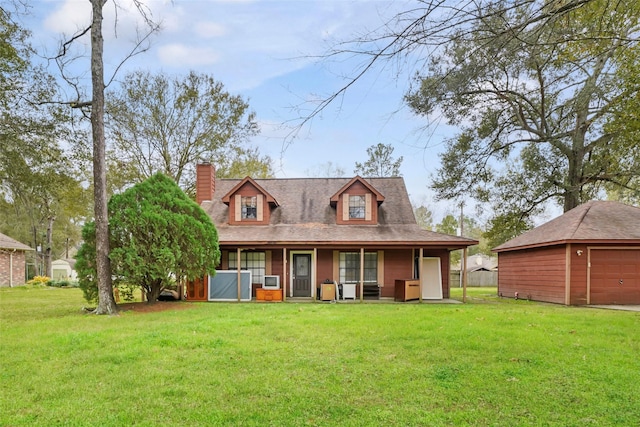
[454,254,498,272]
[493,201,640,305]
[451,254,498,287]
[188,163,477,302]
[0,232,33,287]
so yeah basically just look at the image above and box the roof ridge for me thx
[569,201,593,239]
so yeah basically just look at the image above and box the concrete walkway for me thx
[589,305,640,312]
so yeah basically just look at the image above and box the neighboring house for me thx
[493,201,640,305]
[189,162,477,302]
[454,254,498,272]
[451,254,498,287]
[52,259,78,281]
[0,232,34,287]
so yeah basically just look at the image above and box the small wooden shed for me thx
[493,201,640,305]
[52,259,78,281]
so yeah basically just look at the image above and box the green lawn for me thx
[1,286,639,426]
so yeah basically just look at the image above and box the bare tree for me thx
[88,0,116,314]
[293,0,597,133]
[55,0,160,314]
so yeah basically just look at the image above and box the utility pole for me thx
[460,202,467,303]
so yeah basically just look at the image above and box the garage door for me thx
[590,249,640,305]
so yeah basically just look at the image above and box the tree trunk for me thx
[145,280,163,304]
[564,151,582,212]
[44,216,54,278]
[91,0,117,315]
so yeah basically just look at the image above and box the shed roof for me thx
[493,201,640,252]
[202,177,477,249]
[0,232,33,251]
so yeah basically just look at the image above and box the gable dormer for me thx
[330,176,385,225]
[221,177,278,225]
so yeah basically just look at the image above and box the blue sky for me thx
[22,0,460,221]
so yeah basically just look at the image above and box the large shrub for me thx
[76,173,220,304]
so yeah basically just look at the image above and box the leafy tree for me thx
[404,0,640,244]
[354,143,403,177]
[305,161,346,178]
[215,147,274,179]
[76,173,221,304]
[302,0,638,246]
[1,5,89,274]
[75,222,98,304]
[413,204,433,231]
[602,44,640,204]
[436,214,460,265]
[105,70,264,192]
[436,214,458,236]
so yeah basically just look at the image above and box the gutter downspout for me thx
[9,249,17,287]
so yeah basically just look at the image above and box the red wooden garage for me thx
[493,201,640,305]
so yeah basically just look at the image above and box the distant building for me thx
[52,259,78,281]
[454,254,498,272]
[0,233,34,287]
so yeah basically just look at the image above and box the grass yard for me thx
[1,286,639,426]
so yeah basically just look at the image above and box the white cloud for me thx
[157,43,220,67]
[43,0,91,34]
[195,22,228,38]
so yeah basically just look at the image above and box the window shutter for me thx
[377,250,384,286]
[343,194,349,221]
[365,193,372,221]
[235,195,241,221]
[265,250,272,275]
[257,194,264,221]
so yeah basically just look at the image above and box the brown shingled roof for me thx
[202,177,477,249]
[0,232,33,251]
[493,201,640,252]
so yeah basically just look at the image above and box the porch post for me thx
[418,248,423,303]
[237,248,242,302]
[359,247,364,303]
[282,247,287,301]
[313,247,318,300]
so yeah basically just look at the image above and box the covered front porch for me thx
[187,243,470,303]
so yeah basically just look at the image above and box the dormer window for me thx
[221,177,279,225]
[241,196,257,219]
[330,177,385,225]
[349,195,366,219]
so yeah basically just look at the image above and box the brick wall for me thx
[0,250,27,287]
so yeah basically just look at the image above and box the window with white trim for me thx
[228,251,265,284]
[349,195,366,219]
[339,252,377,284]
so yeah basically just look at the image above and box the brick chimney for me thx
[196,162,216,205]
